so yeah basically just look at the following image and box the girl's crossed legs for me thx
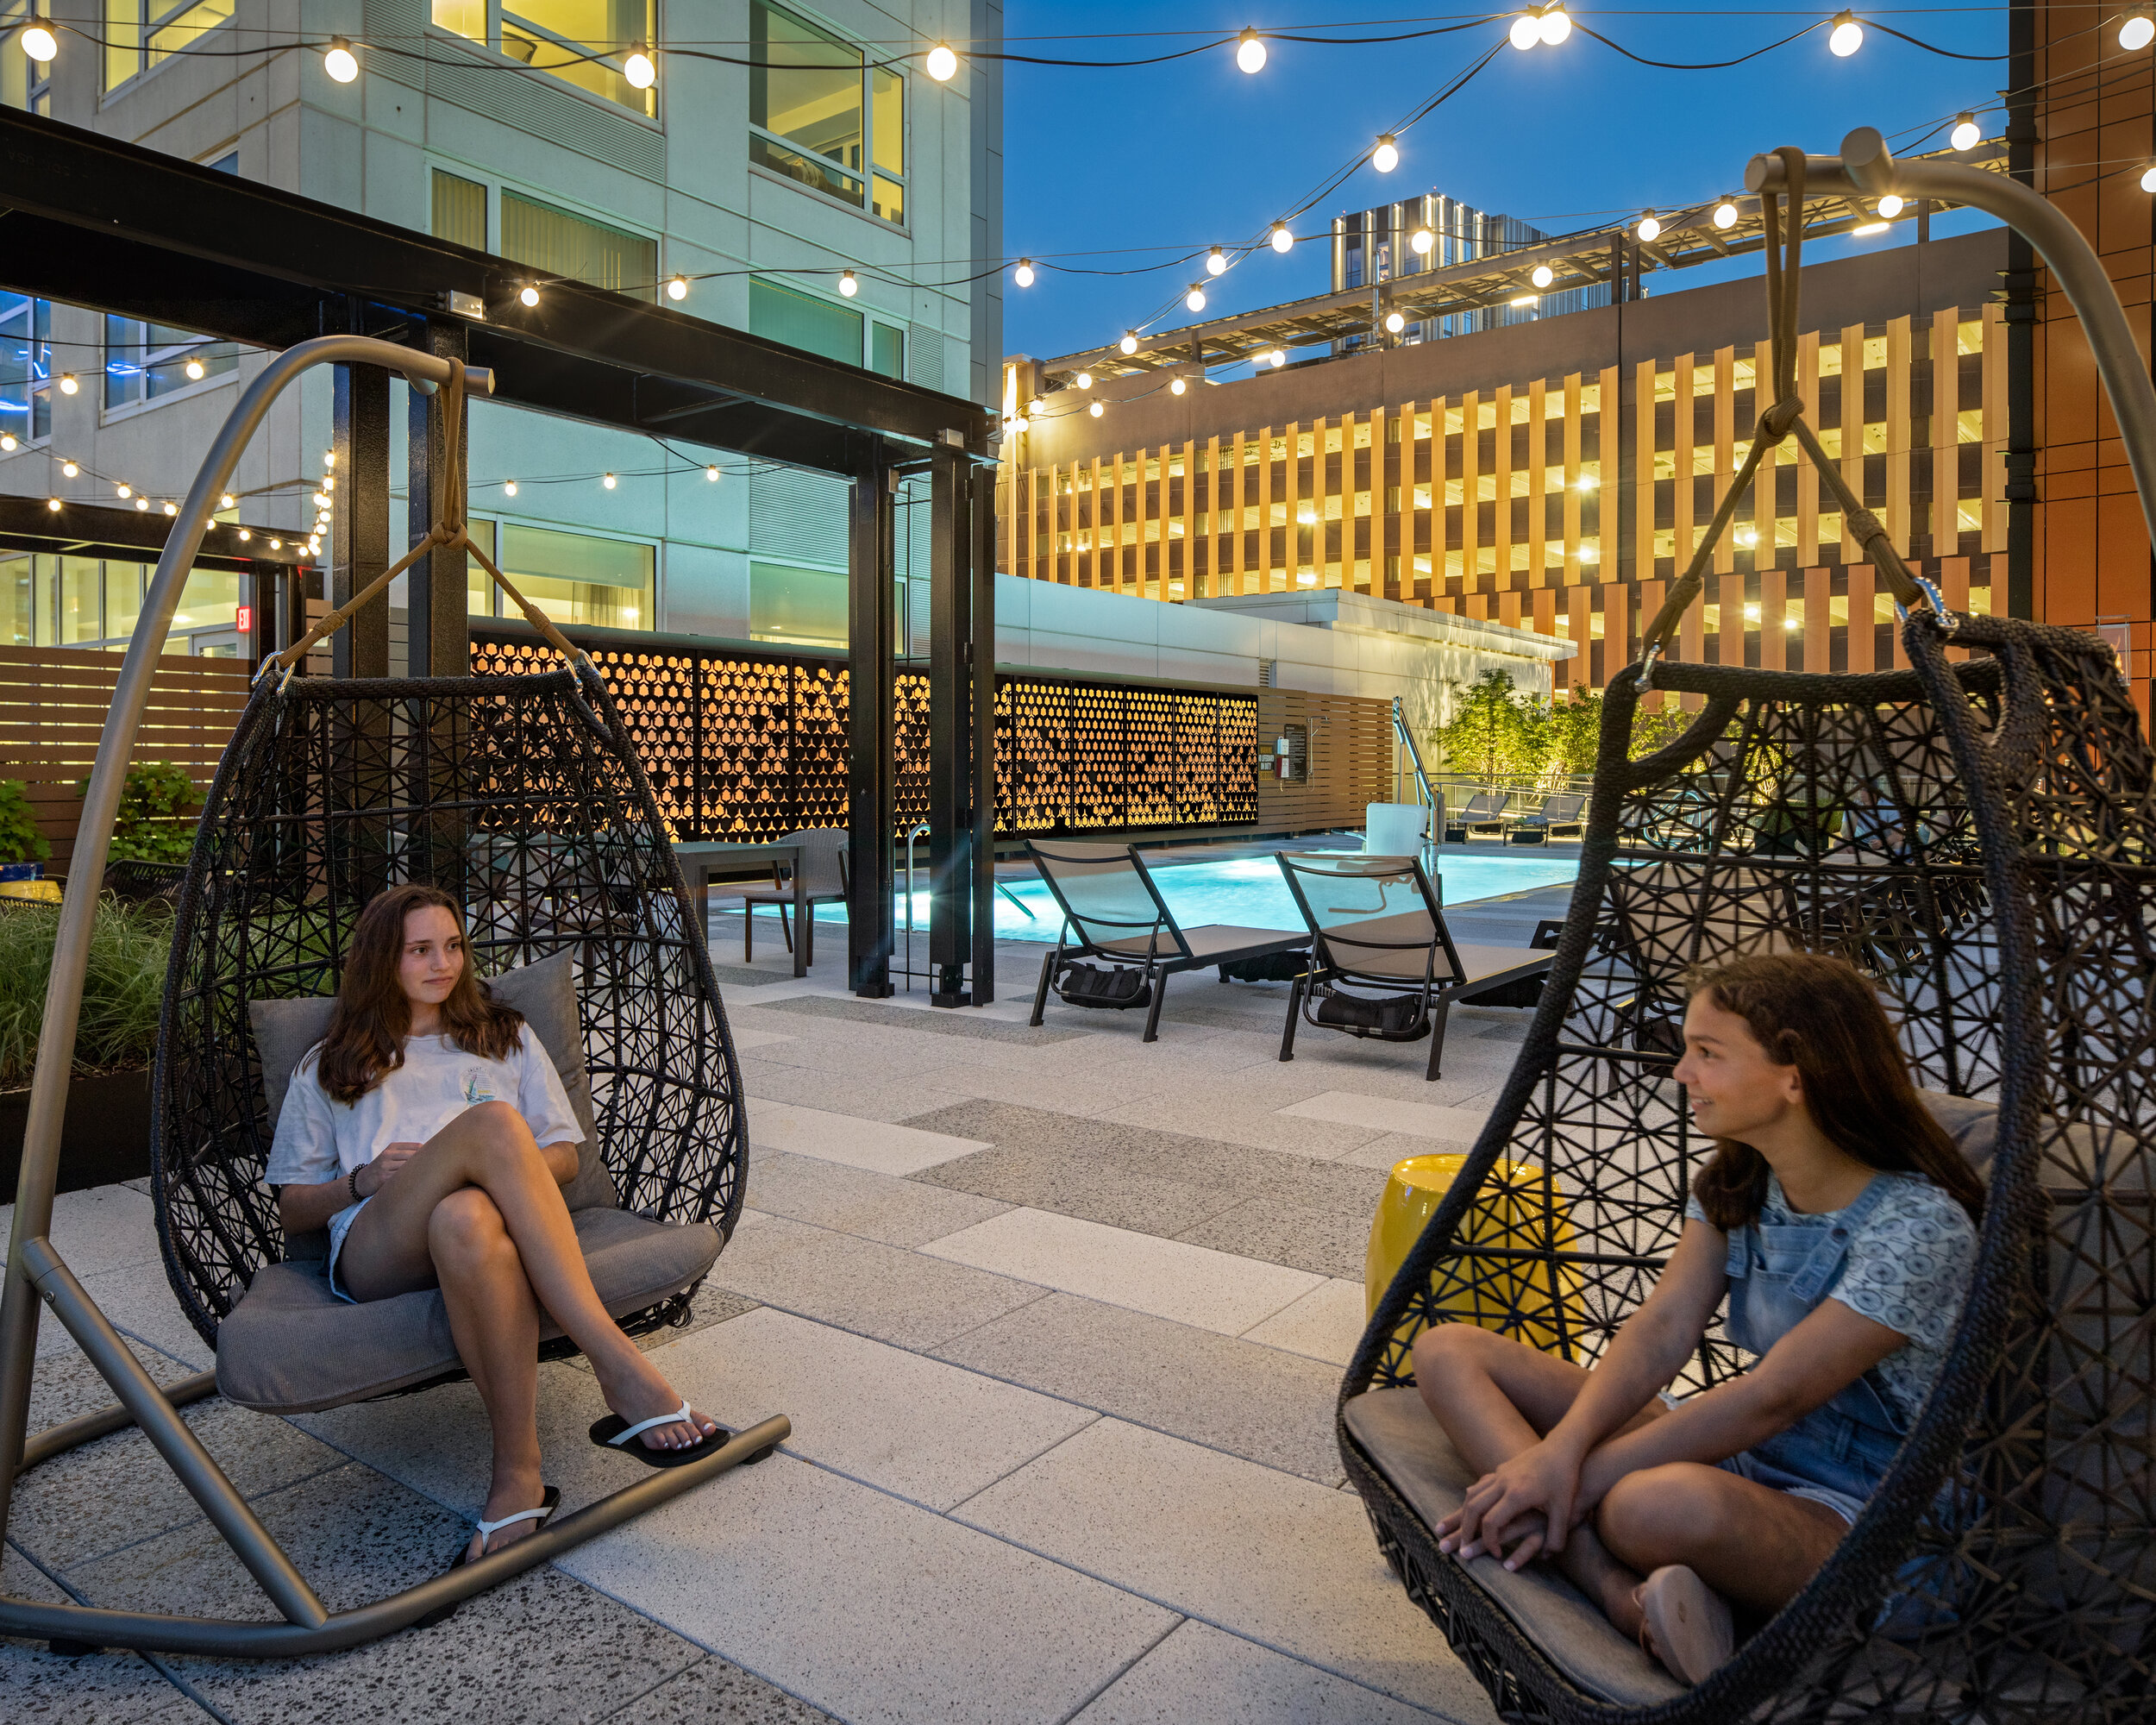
[1413,1323,1849,1650]
[339,1100,719,1559]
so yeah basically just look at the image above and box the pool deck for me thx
[0,876,1572,1724]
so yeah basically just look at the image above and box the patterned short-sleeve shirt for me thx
[1687,1171,1977,1426]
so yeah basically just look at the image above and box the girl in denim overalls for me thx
[1413,952,1983,1686]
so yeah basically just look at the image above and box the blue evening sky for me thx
[1000,5,2012,367]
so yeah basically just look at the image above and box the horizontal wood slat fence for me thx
[0,644,248,870]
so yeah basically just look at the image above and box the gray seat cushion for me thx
[248,949,618,1240]
[216,1206,722,1413]
[1344,1387,1686,1709]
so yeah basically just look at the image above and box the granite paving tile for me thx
[0,1182,162,1277]
[23,1310,203,1433]
[1095,1092,1384,1160]
[74,1462,707,1725]
[724,1026,797,1051]
[597,1653,837,1723]
[0,1545,197,1724]
[920,1209,1321,1337]
[1240,1278,1371,1368]
[734,1059,968,1124]
[744,1100,989,1176]
[1334,1129,1496,1173]
[906,1133,1244,1239]
[558,1447,1175,1725]
[956,1419,1494,1719]
[753,994,1091,1044]
[1280,1091,1503,1142]
[1174,1197,1376,1283]
[902,1059,1156,1118]
[77,1258,216,1371]
[1073,1619,1456,1725]
[708,1212,1049,1350]
[743,1148,1011,1248]
[932,1292,1343,1484]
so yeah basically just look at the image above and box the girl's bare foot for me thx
[1634,1565,1734,1685]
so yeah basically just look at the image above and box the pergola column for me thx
[848,442,897,997]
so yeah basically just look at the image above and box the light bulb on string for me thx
[1714,200,1739,229]
[1637,212,1661,242]
[1383,310,1405,335]
[1371,135,1398,172]
[135,496,148,511]
[269,538,281,549]
[185,357,204,380]
[519,284,540,307]
[1006,413,1028,432]
[1119,332,1138,354]
[1206,247,1226,277]
[163,501,177,516]
[1185,285,1207,312]
[60,459,78,478]
[504,480,517,496]
[1539,3,1571,45]
[323,475,335,492]
[2,433,17,451]
[1076,371,1093,389]
[323,36,358,83]
[1509,13,1539,51]
[1236,28,1266,73]
[220,492,235,509]
[1877,194,1904,217]
[1013,259,1035,287]
[1829,11,1862,56]
[1267,348,1287,368]
[116,482,132,499]
[705,465,720,481]
[1269,223,1293,254]
[237,528,250,542]
[624,42,655,90]
[1951,113,1980,150]
[19,21,56,62]
[603,472,617,489]
[323,449,335,468]
[2140,163,2156,192]
[1029,397,1044,415]
[1088,400,1103,418]
[1411,227,1433,255]
[45,497,59,512]
[667,273,688,300]
[59,373,77,395]
[924,42,958,80]
[838,270,858,297]
[2123,9,2154,50]
[1169,377,1187,396]
[1531,264,1554,288]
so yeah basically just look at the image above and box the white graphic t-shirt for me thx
[266,1027,581,1188]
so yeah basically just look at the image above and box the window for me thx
[429,0,655,117]
[870,323,904,380]
[749,561,846,647]
[750,275,862,366]
[502,191,655,300]
[2,3,53,113]
[749,1,906,224]
[432,168,488,250]
[1,293,52,445]
[104,0,235,91]
[0,552,233,646]
[104,316,239,411]
[467,520,654,629]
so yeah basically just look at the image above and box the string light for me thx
[504,480,518,496]
[1170,377,1187,395]
[237,528,250,542]
[59,373,77,394]
[269,537,281,549]
[1185,285,1206,312]
[323,474,335,492]
[1637,212,1662,242]
[1236,28,1266,74]
[1383,310,1406,334]
[1509,13,1539,50]
[1714,199,1739,229]
[0,433,15,450]
[1119,332,1138,354]
[185,356,205,380]
[1531,264,1554,288]
[1951,112,1980,150]
[324,449,335,468]
[1206,247,1226,277]
[135,496,148,511]
[19,21,56,63]
[1013,259,1035,287]
[624,42,655,90]
[220,492,235,509]
[1877,193,1904,217]
[46,497,60,511]
[1076,371,1094,389]
[323,36,357,83]
[1267,348,1287,368]
[1006,413,1028,431]
[1269,223,1293,254]
[519,284,540,307]
[1029,397,1044,415]
[839,270,858,297]
[163,500,177,516]
[1411,227,1434,255]
[1829,10,1863,56]
[2140,163,2156,191]
[1539,3,1571,45]
[1088,400,1103,417]
[1371,134,1399,173]
[925,41,958,80]
[602,472,617,488]
[116,482,131,499]
[2123,9,2154,50]
[667,273,689,300]
[60,459,78,477]
[705,465,720,480]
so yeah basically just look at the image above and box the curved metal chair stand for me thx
[1339,131,2156,1723]
[0,335,786,1658]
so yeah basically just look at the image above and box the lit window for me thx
[428,0,657,117]
[103,316,237,411]
[503,191,657,301]
[104,0,236,91]
[467,518,655,630]
[750,2,906,225]
[0,293,53,445]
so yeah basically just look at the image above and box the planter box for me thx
[0,1067,153,1196]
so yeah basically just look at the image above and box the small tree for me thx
[0,780,50,865]
[1547,687,1604,779]
[82,763,199,865]
[1434,669,1554,781]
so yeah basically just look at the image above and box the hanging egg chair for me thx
[1340,134,2154,1723]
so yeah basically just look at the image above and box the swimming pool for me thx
[788,850,1583,944]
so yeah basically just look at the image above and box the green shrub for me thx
[82,762,199,865]
[0,895,172,1087]
[0,780,50,866]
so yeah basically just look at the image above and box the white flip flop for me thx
[589,1398,724,1468]
[1636,1565,1734,1686]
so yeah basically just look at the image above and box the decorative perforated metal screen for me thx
[471,630,1257,840]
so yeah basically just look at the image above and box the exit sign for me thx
[236,605,253,633]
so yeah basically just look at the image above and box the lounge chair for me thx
[1445,790,1514,843]
[1274,852,1554,1081]
[1510,791,1586,844]
[1026,839,1312,1042]
[738,826,848,965]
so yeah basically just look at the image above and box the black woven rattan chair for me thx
[1339,136,2154,1724]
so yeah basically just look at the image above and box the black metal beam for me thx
[847,450,896,998]
[407,319,468,680]
[0,494,312,572]
[927,440,972,1007]
[332,362,391,680]
[0,110,990,474]
[969,461,997,1007]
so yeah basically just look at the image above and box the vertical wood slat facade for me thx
[1000,304,2008,694]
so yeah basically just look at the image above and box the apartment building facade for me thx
[0,0,1001,660]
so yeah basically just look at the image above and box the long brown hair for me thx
[312,884,523,1104]
[1687,952,1984,1230]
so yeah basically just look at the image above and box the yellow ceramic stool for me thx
[1364,1153,1577,1354]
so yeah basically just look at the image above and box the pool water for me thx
[794,850,1583,944]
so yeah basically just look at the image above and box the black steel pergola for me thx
[0,108,998,1003]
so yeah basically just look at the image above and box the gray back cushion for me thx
[248,950,617,1231]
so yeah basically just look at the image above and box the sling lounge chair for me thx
[738,826,848,966]
[1510,791,1586,844]
[1445,791,1514,842]
[1275,853,1554,1081]
[1025,839,1311,1042]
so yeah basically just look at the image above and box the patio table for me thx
[674,840,808,977]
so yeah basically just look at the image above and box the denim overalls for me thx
[1717,1175,1908,1518]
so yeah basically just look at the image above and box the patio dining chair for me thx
[737,826,848,966]
[1025,839,1311,1042]
[1274,853,1553,1081]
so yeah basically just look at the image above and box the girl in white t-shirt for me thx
[268,883,721,1571]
